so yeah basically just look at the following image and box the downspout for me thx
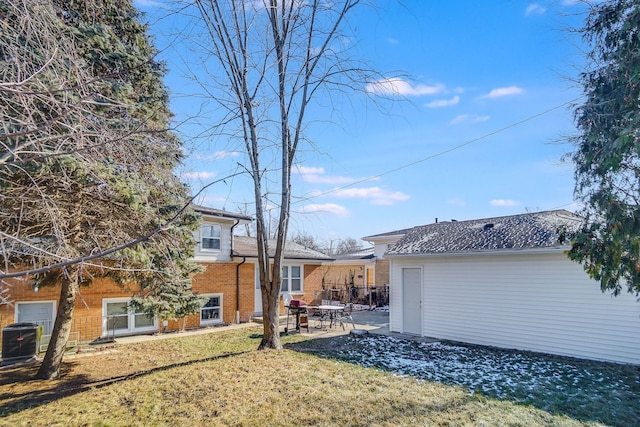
[235,256,246,324]
[230,220,244,324]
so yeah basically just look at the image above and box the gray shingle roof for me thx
[233,236,333,261]
[363,227,414,240]
[333,247,375,261]
[386,210,582,255]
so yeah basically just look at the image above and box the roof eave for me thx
[385,246,571,258]
[232,254,334,263]
[328,257,376,265]
[193,205,253,223]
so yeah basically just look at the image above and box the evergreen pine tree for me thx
[568,0,640,296]
[1,0,203,379]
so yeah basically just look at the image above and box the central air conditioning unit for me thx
[2,323,39,364]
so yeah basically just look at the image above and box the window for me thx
[200,294,223,325]
[281,265,302,293]
[201,225,221,250]
[103,299,156,337]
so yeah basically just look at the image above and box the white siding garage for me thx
[390,250,640,364]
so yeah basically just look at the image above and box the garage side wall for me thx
[391,252,640,364]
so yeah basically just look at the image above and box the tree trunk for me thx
[36,265,80,379]
[258,277,282,350]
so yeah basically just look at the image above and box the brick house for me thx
[0,205,332,345]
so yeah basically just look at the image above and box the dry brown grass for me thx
[0,327,607,426]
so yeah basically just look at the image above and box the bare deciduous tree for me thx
[192,0,374,349]
[290,233,323,252]
[333,237,362,255]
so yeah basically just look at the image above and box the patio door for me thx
[366,267,374,289]
[16,301,55,335]
[402,268,422,335]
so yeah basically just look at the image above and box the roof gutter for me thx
[384,246,572,258]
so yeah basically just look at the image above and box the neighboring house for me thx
[365,210,640,365]
[0,205,332,345]
[320,247,390,307]
[322,247,376,289]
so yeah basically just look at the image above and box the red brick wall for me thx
[185,261,256,327]
[375,259,390,286]
[302,264,323,305]
[0,276,139,344]
[1,261,327,345]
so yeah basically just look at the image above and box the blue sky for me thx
[137,0,589,245]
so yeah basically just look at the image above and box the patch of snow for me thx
[336,335,640,402]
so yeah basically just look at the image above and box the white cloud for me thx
[293,166,377,185]
[449,114,490,125]
[482,86,525,99]
[366,78,445,97]
[196,151,240,161]
[525,4,546,15]
[447,197,467,207]
[426,95,460,108]
[490,199,519,207]
[332,187,410,206]
[295,166,324,175]
[297,203,350,216]
[182,171,217,180]
[387,38,399,45]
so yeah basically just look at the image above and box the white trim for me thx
[200,293,224,326]
[102,298,157,337]
[254,264,262,315]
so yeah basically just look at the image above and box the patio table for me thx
[311,305,345,329]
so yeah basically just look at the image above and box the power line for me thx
[293,96,583,205]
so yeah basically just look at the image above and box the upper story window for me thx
[201,224,221,250]
[282,265,302,293]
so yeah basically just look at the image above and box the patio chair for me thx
[309,306,329,329]
[336,303,356,331]
[282,292,293,307]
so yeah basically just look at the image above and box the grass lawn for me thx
[0,326,638,426]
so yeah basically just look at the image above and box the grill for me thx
[285,300,308,333]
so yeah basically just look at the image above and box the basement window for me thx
[201,294,223,325]
[103,299,156,337]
